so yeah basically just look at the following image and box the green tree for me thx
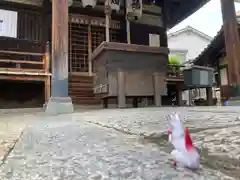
[168,55,181,65]
[168,55,181,76]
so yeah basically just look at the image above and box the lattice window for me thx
[110,28,120,42]
[69,22,88,73]
[69,20,121,73]
[91,26,105,52]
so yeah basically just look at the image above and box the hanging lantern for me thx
[82,0,97,8]
[50,0,73,6]
[126,0,142,21]
[110,0,121,12]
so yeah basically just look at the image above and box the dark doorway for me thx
[0,80,44,109]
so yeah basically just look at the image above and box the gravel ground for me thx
[0,114,29,165]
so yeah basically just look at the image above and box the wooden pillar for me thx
[153,73,162,107]
[188,89,192,106]
[206,87,213,106]
[105,0,111,42]
[46,0,73,114]
[217,59,223,105]
[126,15,131,44]
[44,76,51,103]
[44,41,51,104]
[220,0,240,85]
[132,97,138,108]
[117,69,126,108]
[102,98,108,108]
[51,0,69,97]
[88,22,92,76]
[176,84,183,106]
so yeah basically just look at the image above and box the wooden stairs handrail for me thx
[0,70,51,76]
[0,41,51,75]
[0,41,52,104]
[43,41,51,73]
[0,50,44,56]
[0,59,44,64]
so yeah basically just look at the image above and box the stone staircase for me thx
[68,74,101,105]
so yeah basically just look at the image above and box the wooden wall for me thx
[130,22,167,47]
[0,3,44,42]
[17,10,43,41]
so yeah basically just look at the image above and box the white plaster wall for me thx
[219,56,228,86]
[168,31,211,62]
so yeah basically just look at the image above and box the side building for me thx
[167,26,212,105]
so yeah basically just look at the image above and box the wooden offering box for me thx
[91,42,169,108]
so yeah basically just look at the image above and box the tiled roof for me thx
[168,26,213,41]
[193,27,224,65]
[194,11,240,65]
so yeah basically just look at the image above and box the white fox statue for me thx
[167,113,200,169]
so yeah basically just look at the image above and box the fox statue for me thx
[167,113,200,169]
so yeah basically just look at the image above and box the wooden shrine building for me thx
[0,0,209,112]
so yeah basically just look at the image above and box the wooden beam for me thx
[0,75,46,81]
[0,68,51,75]
[0,50,44,56]
[166,0,209,28]
[0,59,43,64]
[220,0,240,85]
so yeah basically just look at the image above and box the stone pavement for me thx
[0,114,29,165]
[77,106,240,178]
[0,107,239,179]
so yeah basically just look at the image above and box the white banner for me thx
[0,9,18,38]
[3,0,43,6]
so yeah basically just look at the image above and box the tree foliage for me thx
[168,55,181,65]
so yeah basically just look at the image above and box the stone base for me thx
[45,97,74,115]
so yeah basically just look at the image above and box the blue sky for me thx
[168,0,240,37]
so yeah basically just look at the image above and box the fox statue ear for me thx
[166,115,171,122]
[173,113,181,121]
[185,127,193,151]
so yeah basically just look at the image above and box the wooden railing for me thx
[0,39,51,103]
[0,40,50,75]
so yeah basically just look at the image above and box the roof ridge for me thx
[168,26,212,41]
